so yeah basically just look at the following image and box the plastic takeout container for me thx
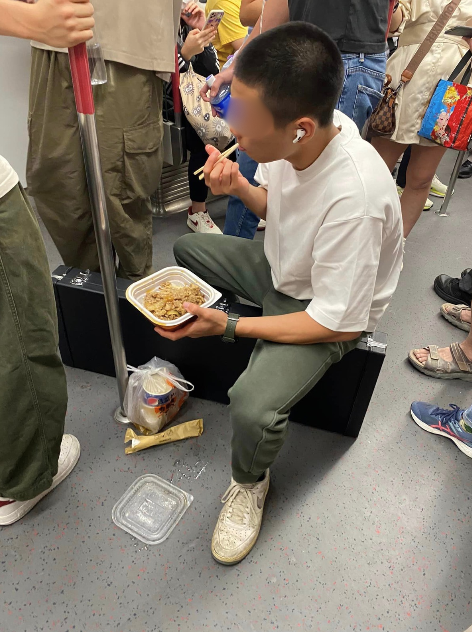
[112,474,193,545]
[126,266,222,330]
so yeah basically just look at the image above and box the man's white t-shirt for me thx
[255,110,403,333]
[0,156,19,199]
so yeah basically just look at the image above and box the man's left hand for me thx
[154,303,228,341]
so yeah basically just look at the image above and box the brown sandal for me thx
[408,342,472,381]
[440,303,471,332]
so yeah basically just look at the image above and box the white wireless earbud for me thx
[293,129,306,144]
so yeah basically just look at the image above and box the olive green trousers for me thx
[27,48,164,281]
[0,184,67,501]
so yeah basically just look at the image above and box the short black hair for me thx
[234,22,344,128]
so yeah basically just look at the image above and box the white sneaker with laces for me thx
[187,211,222,235]
[430,174,450,198]
[0,434,80,526]
[211,470,270,565]
[397,185,433,210]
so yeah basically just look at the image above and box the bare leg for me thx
[401,144,447,237]
[371,136,409,173]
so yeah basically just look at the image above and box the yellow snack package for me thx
[124,419,203,454]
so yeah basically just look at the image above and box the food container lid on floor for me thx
[112,474,194,545]
[126,266,222,329]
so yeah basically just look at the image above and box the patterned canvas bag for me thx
[418,51,472,150]
[179,63,233,151]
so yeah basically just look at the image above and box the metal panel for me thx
[151,162,222,216]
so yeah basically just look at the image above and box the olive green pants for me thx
[27,48,164,281]
[0,185,67,501]
[174,234,360,484]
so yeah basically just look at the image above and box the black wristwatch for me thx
[222,313,240,343]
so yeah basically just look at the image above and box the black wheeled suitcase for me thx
[52,266,387,437]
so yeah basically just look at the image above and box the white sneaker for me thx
[397,185,433,211]
[211,470,270,565]
[0,434,80,526]
[430,174,449,198]
[187,211,222,235]
[257,219,266,231]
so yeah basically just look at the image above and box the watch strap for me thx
[222,312,239,343]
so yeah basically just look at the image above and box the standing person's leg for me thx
[0,184,79,525]
[28,50,164,281]
[186,126,222,235]
[372,136,409,173]
[337,52,388,131]
[224,150,260,240]
[396,146,434,212]
[396,146,411,189]
[95,62,163,280]
[396,149,448,201]
[401,145,447,237]
[187,150,210,213]
[27,49,99,272]
[173,233,360,564]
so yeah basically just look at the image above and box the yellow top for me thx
[205,0,248,67]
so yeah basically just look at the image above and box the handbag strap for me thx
[400,0,462,84]
[448,49,472,84]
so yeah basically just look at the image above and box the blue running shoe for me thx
[410,401,472,458]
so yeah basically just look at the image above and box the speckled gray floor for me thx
[2,153,472,632]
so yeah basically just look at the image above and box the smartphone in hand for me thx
[204,10,225,31]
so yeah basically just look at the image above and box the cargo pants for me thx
[0,184,67,501]
[27,48,164,281]
[174,234,360,484]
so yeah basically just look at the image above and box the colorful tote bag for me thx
[179,63,233,152]
[418,51,472,150]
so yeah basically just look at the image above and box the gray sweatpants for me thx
[174,234,360,484]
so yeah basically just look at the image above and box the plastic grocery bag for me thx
[124,358,194,435]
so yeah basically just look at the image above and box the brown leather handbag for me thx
[366,0,462,138]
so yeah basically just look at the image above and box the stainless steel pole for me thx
[68,44,129,423]
[436,149,465,217]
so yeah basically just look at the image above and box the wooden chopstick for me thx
[195,143,239,180]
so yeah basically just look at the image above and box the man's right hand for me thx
[203,145,249,198]
[30,0,94,48]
